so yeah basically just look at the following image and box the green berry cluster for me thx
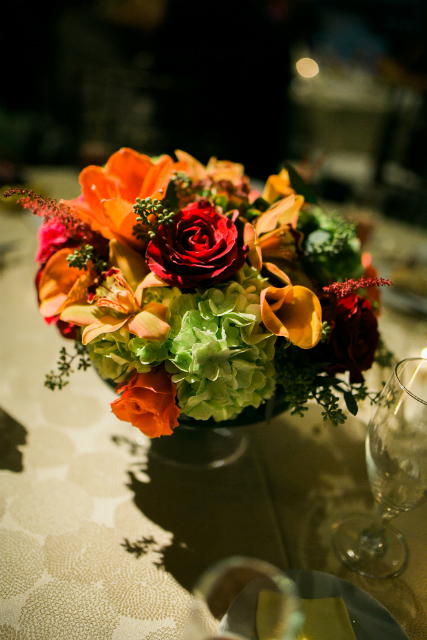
[66,244,107,273]
[133,197,176,241]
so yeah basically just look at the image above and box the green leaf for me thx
[165,179,179,210]
[251,197,270,212]
[284,163,318,204]
[343,391,358,416]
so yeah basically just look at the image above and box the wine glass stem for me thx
[357,520,391,557]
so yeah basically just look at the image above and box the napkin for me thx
[256,591,356,640]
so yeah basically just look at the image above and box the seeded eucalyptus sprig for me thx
[66,244,107,273]
[132,197,177,242]
[45,342,91,390]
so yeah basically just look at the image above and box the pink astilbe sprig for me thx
[3,188,93,240]
[323,276,393,299]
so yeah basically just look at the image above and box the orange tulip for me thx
[63,148,179,249]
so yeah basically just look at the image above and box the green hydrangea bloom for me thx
[87,332,150,383]
[165,269,276,421]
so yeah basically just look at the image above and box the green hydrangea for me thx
[87,331,151,383]
[165,269,276,421]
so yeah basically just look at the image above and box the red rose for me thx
[145,200,246,288]
[311,294,379,383]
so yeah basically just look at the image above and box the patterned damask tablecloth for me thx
[0,206,289,639]
[1,192,427,640]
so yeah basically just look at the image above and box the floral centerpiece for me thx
[5,149,392,438]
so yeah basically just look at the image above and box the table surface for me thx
[1,173,427,639]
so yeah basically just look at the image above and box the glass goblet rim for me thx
[394,357,427,406]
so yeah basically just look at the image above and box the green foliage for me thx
[132,197,176,242]
[45,341,91,390]
[297,207,364,285]
[274,342,382,426]
[66,244,107,273]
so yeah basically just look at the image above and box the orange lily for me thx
[38,248,96,319]
[260,263,322,349]
[60,242,170,345]
[263,168,296,204]
[63,148,182,250]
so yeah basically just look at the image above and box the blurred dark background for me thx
[2,0,427,225]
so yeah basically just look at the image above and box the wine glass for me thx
[181,556,303,640]
[333,357,427,579]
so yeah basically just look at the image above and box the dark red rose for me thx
[145,200,247,288]
[311,294,379,383]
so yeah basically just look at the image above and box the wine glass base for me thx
[332,515,409,579]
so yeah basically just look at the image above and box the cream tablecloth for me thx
[1,176,426,639]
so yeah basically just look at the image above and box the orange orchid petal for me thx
[82,316,129,345]
[104,148,153,203]
[108,239,147,292]
[60,304,99,326]
[127,303,170,342]
[134,271,169,304]
[175,150,208,183]
[261,284,322,349]
[243,223,262,272]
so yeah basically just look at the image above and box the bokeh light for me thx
[296,57,319,78]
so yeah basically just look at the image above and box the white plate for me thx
[285,569,410,640]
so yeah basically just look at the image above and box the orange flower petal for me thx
[60,304,99,326]
[82,316,129,345]
[38,248,87,317]
[108,239,147,292]
[104,148,153,203]
[134,271,169,304]
[139,156,174,200]
[79,165,112,214]
[261,284,322,349]
[262,168,295,203]
[39,294,68,318]
[127,304,170,342]
[263,262,292,286]
[175,150,208,183]
[243,223,262,271]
